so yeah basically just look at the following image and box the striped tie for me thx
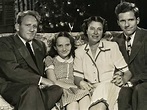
[126,37,131,55]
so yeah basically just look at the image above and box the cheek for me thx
[99,31,103,35]
[87,29,93,34]
[56,48,62,53]
[68,45,72,50]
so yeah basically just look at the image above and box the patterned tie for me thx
[26,42,37,64]
[126,37,131,56]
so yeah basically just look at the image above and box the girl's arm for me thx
[74,76,93,91]
[46,69,77,89]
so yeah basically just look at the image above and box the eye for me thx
[66,43,70,46]
[128,19,135,21]
[57,44,62,47]
[25,24,31,26]
[120,20,125,23]
[89,27,95,30]
[33,25,38,29]
[97,28,103,31]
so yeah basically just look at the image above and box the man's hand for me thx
[39,77,54,89]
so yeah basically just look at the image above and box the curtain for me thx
[15,0,37,14]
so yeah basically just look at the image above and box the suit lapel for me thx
[129,28,144,63]
[32,41,44,75]
[13,35,40,74]
[116,33,130,63]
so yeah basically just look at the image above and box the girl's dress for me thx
[45,55,89,108]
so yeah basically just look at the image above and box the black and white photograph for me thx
[0,0,147,110]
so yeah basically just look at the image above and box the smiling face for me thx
[87,21,103,45]
[15,15,38,42]
[117,11,140,37]
[54,36,72,60]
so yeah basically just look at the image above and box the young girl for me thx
[44,32,90,110]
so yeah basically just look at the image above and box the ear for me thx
[136,17,140,25]
[117,20,120,26]
[15,23,19,31]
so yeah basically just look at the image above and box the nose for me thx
[62,46,66,51]
[29,26,35,32]
[125,21,129,27]
[94,29,98,35]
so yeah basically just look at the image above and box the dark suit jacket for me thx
[0,34,46,94]
[112,27,147,84]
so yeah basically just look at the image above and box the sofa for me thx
[0,31,118,110]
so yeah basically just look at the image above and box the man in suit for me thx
[112,2,147,110]
[0,10,63,110]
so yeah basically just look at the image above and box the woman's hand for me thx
[79,80,93,91]
[111,74,124,87]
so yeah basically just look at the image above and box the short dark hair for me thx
[48,31,76,58]
[81,16,107,38]
[115,2,139,19]
[16,10,41,24]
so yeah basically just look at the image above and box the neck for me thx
[89,41,99,48]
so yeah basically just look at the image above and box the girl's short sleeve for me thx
[44,56,54,71]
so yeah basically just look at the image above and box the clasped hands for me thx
[111,71,125,87]
[79,80,95,94]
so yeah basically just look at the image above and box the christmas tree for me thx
[34,0,91,32]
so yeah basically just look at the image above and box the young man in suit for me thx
[0,10,63,110]
[112,2,147,110]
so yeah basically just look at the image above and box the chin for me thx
[125,31,134,36]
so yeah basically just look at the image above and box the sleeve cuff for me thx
[38,76,42,85]
[124,81,133,87]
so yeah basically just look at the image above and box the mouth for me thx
[92,35,99,38]
[28,32,35,35]
[125,27,133,31]
[61,51,69,54]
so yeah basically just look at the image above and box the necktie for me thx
[126,37,131,55]
[26,42,37,64]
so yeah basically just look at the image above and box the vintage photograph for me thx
[0,0,147,110]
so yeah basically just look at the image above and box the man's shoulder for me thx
[0,34,15,45]
[137,27,147,34]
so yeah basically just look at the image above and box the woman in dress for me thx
[44,32,90,110]
[73,16,132,110]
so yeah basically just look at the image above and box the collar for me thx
[124,32,136,41]
[124,32,136,46]
[17,33,33,46]
[85,39,110,51]
[55,55,73,63]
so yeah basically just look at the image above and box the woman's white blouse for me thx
[73,39,128,83]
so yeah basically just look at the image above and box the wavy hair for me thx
[81,16,107,39]
[48,31,76,58]
[115,2,139,19]
[16,10,41,24]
